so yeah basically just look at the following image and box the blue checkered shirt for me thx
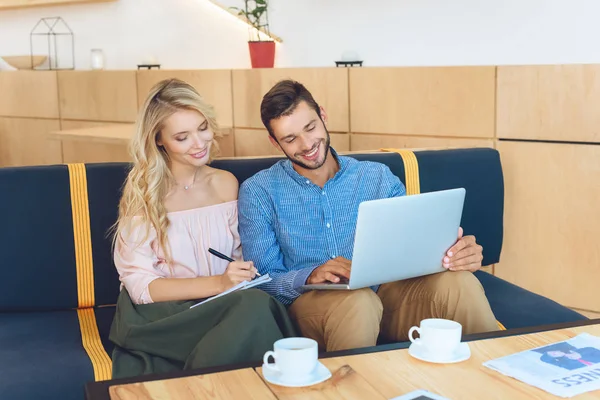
[238,149,406,306]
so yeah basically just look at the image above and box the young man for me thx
[238,80,498,352]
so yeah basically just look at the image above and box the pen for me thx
[208,248,261,276]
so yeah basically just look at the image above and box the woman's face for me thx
[156,109,214,168]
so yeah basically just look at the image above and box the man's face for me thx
[268,101,331,170]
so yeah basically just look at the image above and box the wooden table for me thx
[87,319,600,400]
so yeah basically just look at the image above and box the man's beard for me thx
[282,131,331,170]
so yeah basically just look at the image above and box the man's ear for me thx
[268,135,281,151]
[319,106,328,126]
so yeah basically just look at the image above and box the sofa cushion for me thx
[475,271,586,329]
[0,310,94,400]
[414,148,504,267]
[86,164,130,307]
[0,165,78,311]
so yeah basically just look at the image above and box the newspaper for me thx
[483,333,600,398]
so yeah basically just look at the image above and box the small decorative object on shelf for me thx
[335,50,363,67]
[137,64,161,70]
[30,17,75,70]
[90,49,105,70]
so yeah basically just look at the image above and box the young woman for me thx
[109,78,296,378]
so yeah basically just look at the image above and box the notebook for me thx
[190,274,272,308]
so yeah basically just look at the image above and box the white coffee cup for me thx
[263,337,318,382]
[408,318,462,358]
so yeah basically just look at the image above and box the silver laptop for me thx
[301,188,466,290]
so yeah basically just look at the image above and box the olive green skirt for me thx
[109,288,298,379]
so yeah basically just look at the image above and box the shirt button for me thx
[305,180,310,184]
[322,191,326,195]
[331,254,336,259]
[326,223,331,228]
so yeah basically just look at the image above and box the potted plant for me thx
[231,0,276,68]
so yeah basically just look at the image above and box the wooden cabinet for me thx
[0,71,59,119]
[350,67,495,138]
[496,140,600,312]
[0,117,62,167]
[57,71,138,122]
[497,65,600,143]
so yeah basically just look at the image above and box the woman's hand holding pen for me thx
[220,261,258,291]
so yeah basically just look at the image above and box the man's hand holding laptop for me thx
[443,227,484,272]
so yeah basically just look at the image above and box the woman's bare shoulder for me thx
[205,167,239,201]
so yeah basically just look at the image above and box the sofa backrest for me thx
[0,148,503,311]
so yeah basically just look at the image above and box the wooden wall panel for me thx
[350,134,494,151]
[62,142,130,164]
[349,67,495,138]
[57,71,138,122]
[497,65,600,142]
[216,130,235,158]
[234,129,349,157]
[136,70,234,127]
[496,141,600,311]
[0,117,62,167]
[232,68,349,132]
[0,71,59,119]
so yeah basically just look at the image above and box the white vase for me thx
[90,49,105,70]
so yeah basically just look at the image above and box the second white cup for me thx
[263,337,318,382]
[408,318,462,358]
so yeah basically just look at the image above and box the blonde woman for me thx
[109,79,296,378]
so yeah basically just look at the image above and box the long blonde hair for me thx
[113,78,222,266]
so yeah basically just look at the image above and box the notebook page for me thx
[190,274,271,308]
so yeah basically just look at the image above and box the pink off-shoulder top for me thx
[113,200,241,304]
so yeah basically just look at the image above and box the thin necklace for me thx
[180,168,199,191]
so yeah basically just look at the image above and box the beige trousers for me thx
[288,271,499,352]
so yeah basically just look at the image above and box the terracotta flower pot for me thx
[248,41,276,68]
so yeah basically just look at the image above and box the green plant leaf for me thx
[253,6,266,16]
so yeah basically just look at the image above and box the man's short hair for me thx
[260,80,321,138]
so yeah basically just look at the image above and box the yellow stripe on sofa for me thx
[77,308,112,381]
[68,164,95,308]
[68,164,112,380]
[380,148,421,195]
[379,149,507,332]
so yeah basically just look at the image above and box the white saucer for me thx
[408,342,471,364]
[261,361,332,387]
